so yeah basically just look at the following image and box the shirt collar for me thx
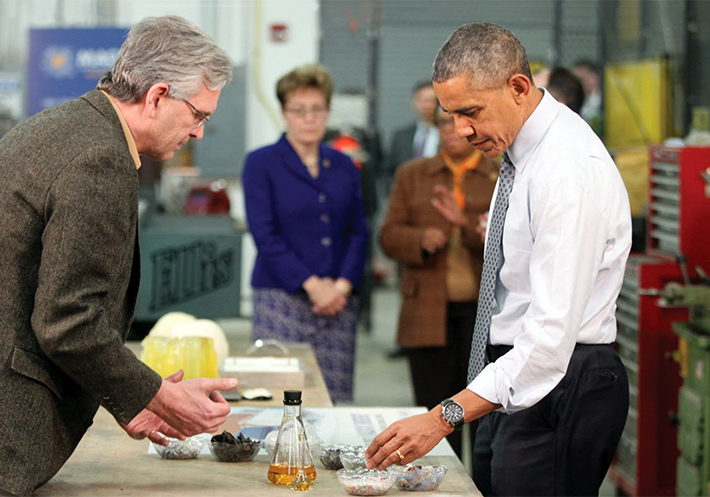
[100,90,141,169]
[416,120,435,131]
[507,88,559,173]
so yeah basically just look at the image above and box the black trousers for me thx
[406,301,479,459]
[474,343,628,497]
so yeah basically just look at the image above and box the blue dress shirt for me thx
[243,134,369,293]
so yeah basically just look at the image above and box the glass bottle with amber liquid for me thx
[267,390,317,486]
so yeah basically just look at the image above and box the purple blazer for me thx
[243,134,369,293]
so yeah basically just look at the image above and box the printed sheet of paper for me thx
[149,406,456,457]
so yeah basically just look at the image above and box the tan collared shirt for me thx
[100,90,141,169]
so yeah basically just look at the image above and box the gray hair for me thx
[433,22,532,90]
[97,15,232,103]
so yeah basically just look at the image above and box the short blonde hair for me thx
[276,64,333,107]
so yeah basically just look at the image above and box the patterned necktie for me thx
[467,153,516,383]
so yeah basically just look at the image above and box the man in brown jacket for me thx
[0,16,237,496]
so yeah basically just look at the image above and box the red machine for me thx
[183,180,231,215]
[647,145,710,269]
[609,255,690,496]
[610,145,710,495]
[329,132,365,170]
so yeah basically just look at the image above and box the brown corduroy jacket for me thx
[0,91,161,496]
[380,153,498,348]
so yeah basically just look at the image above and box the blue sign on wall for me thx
[27,28,127,116]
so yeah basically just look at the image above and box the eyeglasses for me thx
[180,98,211,128]
[284,106,329,119]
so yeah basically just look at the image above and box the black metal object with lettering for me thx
[149,240,234,312]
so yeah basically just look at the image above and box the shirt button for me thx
[321,237,332,247]
[320,214,331,224]
[318,193,327,203]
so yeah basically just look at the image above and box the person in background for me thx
[0,16,236,497]
[386,81,440,191]
[573,59,603,136]
[382,80,439,358]
[242,64,369,404]
[366,22,631,497]
[533,66,585,114]
[380,104,497,459]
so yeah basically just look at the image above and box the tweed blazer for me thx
[0,90,162,496]
[380,153,498,348]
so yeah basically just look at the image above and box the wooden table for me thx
[127,339,334,408]
[37,408,480,496]
[37,340,480,495]
[220,341,333,408]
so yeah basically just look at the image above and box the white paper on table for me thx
[147,406,456,457]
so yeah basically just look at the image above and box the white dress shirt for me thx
[468,90,632,413]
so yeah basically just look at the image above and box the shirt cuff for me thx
[467,363,520,413]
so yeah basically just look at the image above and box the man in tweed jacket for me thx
[0,16,237,496]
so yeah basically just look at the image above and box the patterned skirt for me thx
[252,288,359,403]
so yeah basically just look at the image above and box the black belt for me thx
[486,344,513,363]
[486,342,613,364]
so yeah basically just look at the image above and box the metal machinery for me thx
[609,145,710,496]
[610,255,690,496]
[667,282,710,496]
[647,145,710,266]
[131,210,244,338]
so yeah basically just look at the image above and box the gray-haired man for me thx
[0,16,237,496]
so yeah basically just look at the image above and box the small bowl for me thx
[317,444,345,470]
[340,445,364,453]
[209,439,261,462]
[388,464,448,491]
[337,469,397,496]
[152,435,205,460]
[340,450,368,471]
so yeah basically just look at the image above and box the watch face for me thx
[444,403,464,423]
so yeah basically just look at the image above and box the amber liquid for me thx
[267,463,317,485]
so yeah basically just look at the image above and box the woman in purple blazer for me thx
[242,65,369,403]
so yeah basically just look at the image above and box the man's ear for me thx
[508,74,532,104]
[143,83,170,118]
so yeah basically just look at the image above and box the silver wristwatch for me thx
[440,398,464,431]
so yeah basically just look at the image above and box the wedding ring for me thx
[396,449,405,460]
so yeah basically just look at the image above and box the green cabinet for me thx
[675,322,710,496]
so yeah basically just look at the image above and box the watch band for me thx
[440,398,464,431]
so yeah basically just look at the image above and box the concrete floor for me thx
[352,287,413,407]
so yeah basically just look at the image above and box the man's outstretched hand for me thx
[146,369,237,437]
[119,370,186,445]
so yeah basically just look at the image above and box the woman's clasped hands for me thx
[303,275,351,317]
